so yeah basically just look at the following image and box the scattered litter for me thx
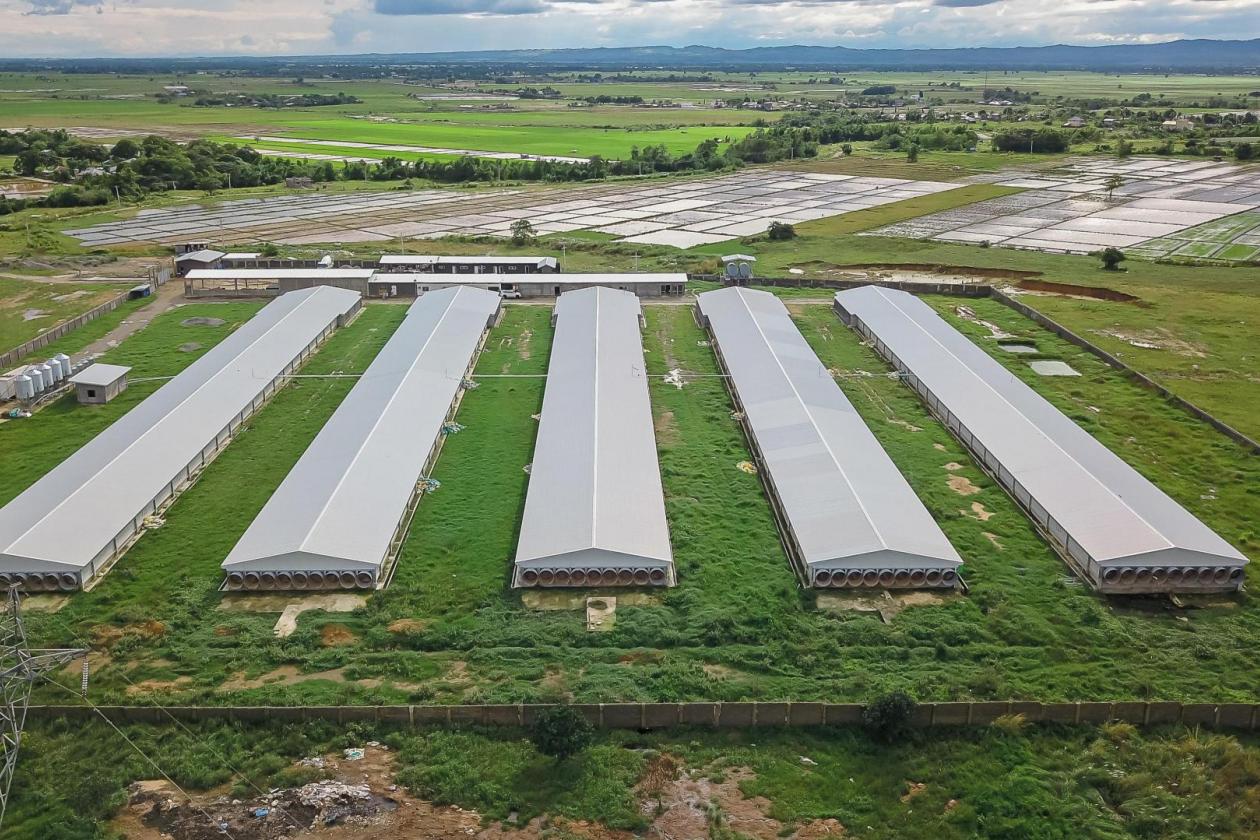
[300,756,326,769]
[530,413,541,421]
[663,368,686,389]
[461,378,479,390]
[730,410,745,421]
[419,477,441,493]
[523,463,532,475]
[441,422,465,435]
[736,461,758,475]
[788,268,805,275]
[343,748,365,761]
[696,339,711,347]
[799,756,818,766]
[142,515,165,530]
[6,409,31,419]
[251,807,270,818]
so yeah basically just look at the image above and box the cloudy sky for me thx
[2,0,1258,58]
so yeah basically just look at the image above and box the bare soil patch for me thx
[653,410,680,446]
[963,502,994,521]
[387,618,429,634]
[126,676,193,696]
[947,475,982,496]
[320,624,357,647]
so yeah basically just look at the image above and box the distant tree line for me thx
[184,92,361,108]
[0,123,827,216]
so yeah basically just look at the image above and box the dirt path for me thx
[72,279,185,364]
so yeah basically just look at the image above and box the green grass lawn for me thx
[0,277,131,354]
[0,302,263,506]
[9,717,1260,839]
[8,294,1259,708]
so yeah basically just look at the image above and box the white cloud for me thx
[0,0,1255,56]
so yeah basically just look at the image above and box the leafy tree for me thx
[529,706,593,761]
[1099,247,1126,271]
[841,143,853,156]
[1235,142,1255,161]
[906,143,920,163]
[1116,138,1134,158]
[510,219,537,246]
[767,221,796,241]
[259,242,280,257]
[1104,174,1124,201]
[863,690,917,744]
[993,128,1068,154]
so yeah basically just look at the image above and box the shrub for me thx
[862,690,917,743]
[530,706,594,761]
[767,221,796,241]
[992,713,1026,735]
[1098,247,1126,271]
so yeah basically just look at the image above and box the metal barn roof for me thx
[174,249,226,263]
[372,273,687,287]
[185,269,376,281]
[834,285,1247,586]
[67,363,131,388]
[221,287,500,589]
[379,255,558,268]
[0,286,361,583]
[697,287,961,587]
[513,287,674,587]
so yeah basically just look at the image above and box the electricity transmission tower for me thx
[0,587,87,826]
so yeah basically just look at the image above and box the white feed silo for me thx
[54,354,71,381]
[37,362,55,388]
[15,374,34,401]
[27,367,44,393]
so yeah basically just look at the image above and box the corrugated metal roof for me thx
[0,286,361,580]
[376,273,685,286]
[379,255,558,267]
[174,249,226,263]
[185,269,375,281]
[67,363,130,387]
[697,287,961,581]
[513,287,674,585]
[834,285,1247,572]
[222,287,500,583]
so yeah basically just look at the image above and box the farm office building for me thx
[513,287,675,588]
[223,287,500,591]
[697,287,962,589]
[834,285,1248,594]
[0,287,361,592]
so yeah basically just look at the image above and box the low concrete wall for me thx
[717,276,1258,456]
[989,288,1260,455]
[26,701,1260,730]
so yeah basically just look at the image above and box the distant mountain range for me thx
[5,38,1259,72]
[388,39,1260,71]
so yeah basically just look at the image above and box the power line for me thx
[40,675,241,840]
[37,615,309,835]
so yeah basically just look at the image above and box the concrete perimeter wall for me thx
[26,700,1260,730]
